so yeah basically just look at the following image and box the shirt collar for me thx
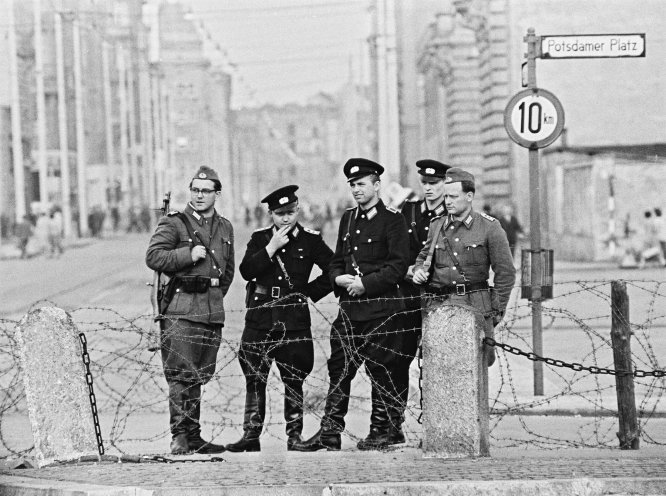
[444,211,475,229]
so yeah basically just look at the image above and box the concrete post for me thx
[15,307,98,467]
[421,300,489,458]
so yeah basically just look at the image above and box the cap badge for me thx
[445,176,453,183]
[198,172,207,179]
[350,166,359,174]
[279,196,289,205]
[425,168,435,175]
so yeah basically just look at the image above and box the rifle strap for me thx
[344,208,363,277]
[422,216,445,273]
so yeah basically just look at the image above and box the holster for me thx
[158,277,178,315]
[245,280,257,307]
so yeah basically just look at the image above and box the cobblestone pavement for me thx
[2,447,666,495]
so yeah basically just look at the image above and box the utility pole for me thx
[8,0,26,223]
[102,41,115,205]
[116,47,130,214]
[374,0,388,167]
[127,61,139,208]
[54,11,72,238]
[34,0,48,206]
[152,70,164,203]
[72,17,88,236]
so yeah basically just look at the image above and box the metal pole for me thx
[54,11,72,238]
[116,48,130,215]
[526,28,544,396]
[72,17,88,236]
[8,0,26,223]
[102,41,115,203]
[34,0,48,205]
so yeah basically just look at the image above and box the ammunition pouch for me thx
[177,275,211,294]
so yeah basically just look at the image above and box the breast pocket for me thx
[290,251,311,275]
[360,234,385,259]
[463,241,487,266]
[434,245,450,268]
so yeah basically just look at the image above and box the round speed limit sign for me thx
[504,88,565,148]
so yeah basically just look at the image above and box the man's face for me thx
[419,177,445,203]
[349,175,379,207]
[190,179,219,212]
[269,203,299,229]
[444,182,473,217]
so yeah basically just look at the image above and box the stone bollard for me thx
[15,306,99,467]
[421,300,489,458]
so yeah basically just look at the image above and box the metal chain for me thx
[483,337,666,378]
[417,344,423,424]
[79,333,105,456]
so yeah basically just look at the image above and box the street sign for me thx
[504,88,565,149]
[541,34,645,59]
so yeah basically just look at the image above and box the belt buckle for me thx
[271,287,281,298]
[210,278,220,287]
[456,283,466,296]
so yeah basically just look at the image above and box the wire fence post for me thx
[611,280,640,449]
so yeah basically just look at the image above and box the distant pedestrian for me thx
[127,208,142,233]
[498,204,524,257]
[34,211,50,255]
[15,215,33,259]
[638,210,666,268]
[654,208,666,261]
[140,205,152,232]
[110,206,120,232]
[47,207,65,258]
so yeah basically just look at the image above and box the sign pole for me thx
[526,28,544,396]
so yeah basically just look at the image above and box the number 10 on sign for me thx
[504,88,565,148]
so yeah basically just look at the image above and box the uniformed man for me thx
[145,165,234,455]
[412,167,516,366]
[226,185,333,452]
[293,158,410,452]
[393,159,450,444]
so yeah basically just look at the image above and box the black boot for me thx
[357,389,391,451]
[185,384,226,454]
[167,381,190,454]
[226,381,265,452]
[290,378,348,452]
[290,428,341,452]
[284,381,304,450]
[388,383,407,445]
[225,430,261,452]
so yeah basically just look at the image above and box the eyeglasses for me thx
[190,188,216,196]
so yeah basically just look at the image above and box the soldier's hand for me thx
[412,268,428,285]
[267,225,291,254]
[405,265,415,280]
[191,245,207,262]
[335,274,355,288]
[347,275,366,297]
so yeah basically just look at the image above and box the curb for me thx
[2,476,666,496]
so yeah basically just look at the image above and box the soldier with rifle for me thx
[146,166,235,455]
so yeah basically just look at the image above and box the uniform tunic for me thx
[240,223,333,330]
[329,200,409,321]
[414,209,516,322]
[145,203,234,384]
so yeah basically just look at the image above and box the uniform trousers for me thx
[321,313,402,434]
[238,326,314,434]
[160,318,222,436]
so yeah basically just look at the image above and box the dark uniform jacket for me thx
[330,200,409,321]
[145,203,235,325]
[414,209,516,317]
[400,199,447,308]
[240,223,333,331]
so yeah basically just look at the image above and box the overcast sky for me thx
[184,0,371,108]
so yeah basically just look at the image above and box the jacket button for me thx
[453,252,457,256]
[211,249,215,253]
[452,267,457,271]
[367,238,371,242]
[278,276,282,280]
[425,226,429,231]
[455,238,459,242]
[213,265,217,269]
[408,229,412,233]
[356,230,360,234]
[422,241,426,245]
[354,247,358,250]
[176,289,180,293]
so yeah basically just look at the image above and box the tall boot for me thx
[290,376,350,452]
[388,385,407,445]
[225,380,265,452]
[167,381,189,455]
[185,384,226,454]
[284,381,304,450]
[357,387,391,451]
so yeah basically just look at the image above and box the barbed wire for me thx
[0,278,665,458]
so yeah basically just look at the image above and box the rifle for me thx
[147,192,171,351]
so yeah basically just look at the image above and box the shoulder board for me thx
[166,210,180,216]
[254,225,272,232]
[303,226,320,235]
[480,212,496,222]
[386,206,399,214]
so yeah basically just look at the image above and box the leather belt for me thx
[255,284,289,298]
[424,281,488,296]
